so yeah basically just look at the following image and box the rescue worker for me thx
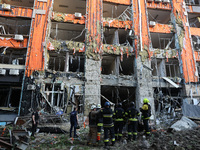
[69,107,78,138]
[125,102,140,141]
[100,102,115,147]
[140,98,151,136]
[31,107,40,137]
[87,105,98,146]
[96,104,103,142]
[113,103,125,141]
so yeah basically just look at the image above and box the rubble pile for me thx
[0,114,200,150]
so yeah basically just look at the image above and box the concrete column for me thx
[135,57,155,121]
[84,59,101,114]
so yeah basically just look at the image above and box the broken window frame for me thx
[48,51,85,73]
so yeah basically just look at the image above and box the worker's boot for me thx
[111,138,115,146]
[133,135,137,141]
[127,135,131,142]
[111,141,115,146]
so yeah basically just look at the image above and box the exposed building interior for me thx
[0,0,199,126]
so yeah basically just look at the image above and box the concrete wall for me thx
[84,58,101,114]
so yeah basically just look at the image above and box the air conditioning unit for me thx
[184,12,188,16]
[0,69,6,75]
[27,84,36,90]
[2,4,11,10]
[155,0,162,2]
[163,0,170,3]
[9,69,19,75]
[149,21,156,27]
[74,12,82,18]
[14,34,24,41]
[147,0,154,2]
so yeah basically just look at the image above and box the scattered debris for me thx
[170,116,198,131]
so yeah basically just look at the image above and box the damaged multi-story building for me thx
[0,0,200,122]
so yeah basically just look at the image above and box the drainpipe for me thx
[138,0,143,52]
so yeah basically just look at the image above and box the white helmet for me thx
[91,105,96,110]
[97,104,101,109]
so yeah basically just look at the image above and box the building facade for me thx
[0,0,199,119]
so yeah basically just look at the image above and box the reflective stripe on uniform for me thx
[115,118,124,121]
[104,139,109,142]
[133,132,137,135]
[128,132,132,135]
[125,112,128,115]
[129,118,137,121]
[103,114,113,118]
[118,134,122,137]
[97,123,103,126]
[104,124,114,127]
[115,134,118,136]
[97,132,101,135]
[146,132,150,134]
[144,117,150,119]
[111,138,115,142]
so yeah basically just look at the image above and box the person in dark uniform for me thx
[87,105,98,146]
[70,107,79,138]
[96,104,103,142]
[125,102,140,141]
[31,108,40,137]
[100,102,115,147]
[113,103,125,141]
[140,98,151,136]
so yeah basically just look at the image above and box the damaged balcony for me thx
[148,8,173,33]
[103,3,132,29]
[188,12,200,37]
[148,9,171,25]
[152,36,175,50]
[51,23,85,42]
[189,13,200,28]
[154,87,183,120]
[196,61,200,82]
[39,83,84,114]
[192,35,200,51]
[185,0,200,5]
[52,0,86,25]
[0,16,31,35]
[101,55,136,87]
[151,58,182,88]
[48,51,85,73]
[101,85,135,109]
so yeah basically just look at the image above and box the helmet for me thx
[118,103,122,107]
[130,101,135,106]
[143,98,149,103]
[91,105,96,110]
[104,102,110,107]
[97,104,101,109]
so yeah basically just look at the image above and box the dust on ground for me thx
[27,124,200,150]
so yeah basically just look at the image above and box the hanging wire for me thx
[68,28,86,42]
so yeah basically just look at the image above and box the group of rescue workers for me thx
[87,98,151,147]
[69,98,151,147]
